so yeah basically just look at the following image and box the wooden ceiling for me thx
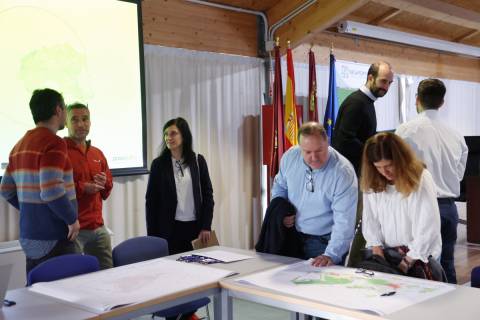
[210,0,480,53]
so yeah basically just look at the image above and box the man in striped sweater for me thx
[0,88,80,274]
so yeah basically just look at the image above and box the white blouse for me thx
[172,158,196,222]
[362,169,442,262]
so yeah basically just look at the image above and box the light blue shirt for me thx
[272,146,358,263]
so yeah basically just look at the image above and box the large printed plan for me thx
[236,261,455,315]
[29,258,233,313]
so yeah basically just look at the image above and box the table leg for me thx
[214,289,232,320]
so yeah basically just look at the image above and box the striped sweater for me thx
[0,127,77,240]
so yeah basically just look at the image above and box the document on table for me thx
[29,258,234,312]
[197,250,253,263]
[237,260,455,315]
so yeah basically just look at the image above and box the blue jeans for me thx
[438,198,458,284]
[301,233,331,259]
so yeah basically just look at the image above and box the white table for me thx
[1,246,298,320]
[220,269,480,320]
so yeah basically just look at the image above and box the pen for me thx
[380,291,396,297]
[3,299,16,307]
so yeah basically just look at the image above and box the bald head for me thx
[366,61,394,98]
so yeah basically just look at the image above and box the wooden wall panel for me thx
[293,32,480,83]
[142,0,258,57]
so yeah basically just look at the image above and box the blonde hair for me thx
[360,132,424,196]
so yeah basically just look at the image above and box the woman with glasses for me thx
[146,117,214,255]
[360,132,442,280]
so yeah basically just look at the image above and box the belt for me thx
[437,198,455,204]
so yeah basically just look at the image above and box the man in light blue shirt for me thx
[272,122,357,266]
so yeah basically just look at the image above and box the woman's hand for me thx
[198,230,211,244]
[398,256,415,273]
[372,246,385,259]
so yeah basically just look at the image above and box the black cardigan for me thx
[145,153,214,239]
[332,89,376,175]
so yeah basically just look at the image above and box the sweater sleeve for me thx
[99,150,113,200]
[0,167,19,210]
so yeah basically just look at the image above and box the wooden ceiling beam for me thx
[269,0,367,50]
[369,8,401,26]
[454,30,480,42]
[370,0,480,31]
[267,0,306,26]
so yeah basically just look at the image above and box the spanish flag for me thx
[284,45,298,149]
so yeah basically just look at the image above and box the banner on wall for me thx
[335,60,370,110]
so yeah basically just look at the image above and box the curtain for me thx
[0,45,264,251]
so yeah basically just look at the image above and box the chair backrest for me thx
[27,254,100,286]
[112,236,169,267]
[471,266,480,288]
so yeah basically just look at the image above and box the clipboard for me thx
[191,230,219,250]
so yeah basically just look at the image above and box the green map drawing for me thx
[292,271,438,296]
[19,44,91,103]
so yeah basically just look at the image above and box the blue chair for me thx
[471,266,480,288]
[27,254,100,286]
[112,236,210,320]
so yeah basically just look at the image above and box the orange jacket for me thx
[65,138,113,230]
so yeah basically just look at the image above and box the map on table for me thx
[236,261,455,315]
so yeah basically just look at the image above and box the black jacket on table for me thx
[145,152,214,239]
[332,89,376,176]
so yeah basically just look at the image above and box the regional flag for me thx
[284,46,298,149]
[324,53,338,143]
[308,49,318,122]
[269,43,285,179]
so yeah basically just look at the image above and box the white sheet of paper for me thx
[29,258,234,312]
[237,261,455,315]
[198,250,254,263]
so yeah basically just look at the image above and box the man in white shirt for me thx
[396,78,468,283]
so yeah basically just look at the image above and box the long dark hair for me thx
[160,117,195,166]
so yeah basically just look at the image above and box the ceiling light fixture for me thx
[338,20,480,58]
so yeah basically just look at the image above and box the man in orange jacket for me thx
[65,103,113,269]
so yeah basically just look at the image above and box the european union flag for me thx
[324,53,338,143]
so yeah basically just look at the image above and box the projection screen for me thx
[0,0,147,177]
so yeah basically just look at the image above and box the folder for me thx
[191,230,219,250]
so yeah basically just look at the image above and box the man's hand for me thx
[283,214,296,228]
[198,230,211,244]
[84,181,105,194]
[67,219,80,241]
[311,255,334,267]
[93,172,107,187]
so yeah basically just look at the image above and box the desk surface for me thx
[1,288,98,320]
[221,270,480,320]
[1,246,298,320]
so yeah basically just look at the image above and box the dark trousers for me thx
[167,220,200,255]
[25,239,77,275]
[438,198,458,284]
[166,220,200,320]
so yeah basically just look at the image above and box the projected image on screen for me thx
[0,0,146,176]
